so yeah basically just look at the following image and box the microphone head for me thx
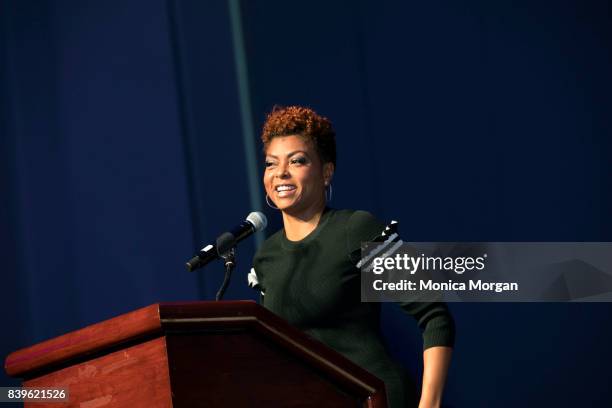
[246,211,267,232]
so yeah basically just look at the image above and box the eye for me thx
[290,156,308,165]
[264,160,276,168]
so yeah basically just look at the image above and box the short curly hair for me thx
[261,105,336,166]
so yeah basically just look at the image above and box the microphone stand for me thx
[215,247,236,301]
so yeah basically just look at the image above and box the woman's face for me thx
[264,135,333,216]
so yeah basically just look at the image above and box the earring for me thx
[325,183,333,202]
[266,194,279,210]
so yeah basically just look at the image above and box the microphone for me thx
[186,211,267,272]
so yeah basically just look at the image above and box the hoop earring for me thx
[325,183,333,202]
[266,194,279,210]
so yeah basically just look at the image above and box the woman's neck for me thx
[282,202,327,241]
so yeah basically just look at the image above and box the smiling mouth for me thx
[275,184,297,197]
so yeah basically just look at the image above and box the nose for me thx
[275,162,290,179]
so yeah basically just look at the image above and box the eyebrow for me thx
[265,150,308,159]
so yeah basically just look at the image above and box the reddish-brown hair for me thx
[261,105,336,166]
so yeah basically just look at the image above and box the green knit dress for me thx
[251,208,455,407]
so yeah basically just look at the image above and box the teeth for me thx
[276,185,296,192]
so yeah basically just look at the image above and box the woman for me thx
[251,106,454,408]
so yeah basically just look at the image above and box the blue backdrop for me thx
[2,1,611,406]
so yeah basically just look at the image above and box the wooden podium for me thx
[5,301,387,407]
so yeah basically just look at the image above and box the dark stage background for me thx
[2,0,611,406]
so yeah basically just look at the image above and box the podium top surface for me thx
[4,301,385,402]
[4,301,258,377]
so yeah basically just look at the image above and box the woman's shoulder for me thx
[324,208,387,264]
[327,208,386,249]
[330,208,385,234]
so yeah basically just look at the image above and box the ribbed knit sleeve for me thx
[346,210,456,350]
[399,301,455,349]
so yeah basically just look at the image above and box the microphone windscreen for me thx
[247,211,267,232]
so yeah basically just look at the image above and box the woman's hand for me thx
[418,346,453,408]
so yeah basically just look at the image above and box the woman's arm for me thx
[418,346,453,408]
